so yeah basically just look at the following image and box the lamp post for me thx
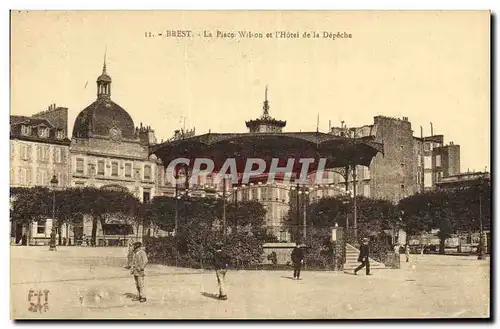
[477,173,487,260]
[352,164,358,241]
[174,182,179,235]
[216,179,241,238]
[298,187,310,241]
[49,175,59,251]
[222,177,227,237]
[291,183,310,242]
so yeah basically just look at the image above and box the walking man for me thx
[354,237,371,275]
[213,242,230,300]
[291,243,305,280]
[130,241,148,302]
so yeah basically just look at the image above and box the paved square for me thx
[10,246,490,319]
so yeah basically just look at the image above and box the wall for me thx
[10,139,70,188]
[370,116,416,202]
[32,106,69,134]
[70,136,157,201]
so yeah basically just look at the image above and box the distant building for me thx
[10,104,72,245]
[10,105,71,188]
[330,116,461,203]
[436,171,490,190]
[413,134,460,192]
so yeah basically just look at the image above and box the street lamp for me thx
[291,183,310,242]
[477,173,488,260]
[49,175,59,251]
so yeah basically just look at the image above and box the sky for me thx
[10,10,490,172]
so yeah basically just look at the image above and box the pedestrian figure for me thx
[130,242,148,302]
[21,234,27,246]
[291,242,305,280]
[354,237,371,275]
[405,243,410,262]
[125,238,135,269]
[213,242,230,300]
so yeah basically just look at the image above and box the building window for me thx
[75,181,85,187]
[38,127,49,138]
[54,148,63,163]
[242,188,249,201]
[21,125,31,136]
[144,165,151,180]
[424,143,431,152]
[56,130,64,139]
[363,184,370,198]
[36,169,49,186]
[97,160,105,176]
[362,166,370,180]
[280,231,287,242]
[125,163,132,177]
[111,162,119,176]
[424,172,432,188]
[143,190,151,203]
[18,167,32,186]
[417,154,422,166]
[424,156,432,169]
[20,144,31,161]
[435,154,441,167]
[76,158,84,174]
[417,171,421,185]
[37,220,46,234]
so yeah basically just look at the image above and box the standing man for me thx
[354,238,371,275]
[291,243,305,280]
[213,242,230,300]
[405,243,410,262]
[125,238,135,269]
[130,241,148,302]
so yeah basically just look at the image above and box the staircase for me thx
[344,243,386,271]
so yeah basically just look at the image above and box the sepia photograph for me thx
[9,10,491,319]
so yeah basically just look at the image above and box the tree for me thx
[10,187,51,244]
[11,187,141,246]
[302,196,396,241]
[398,185,491,254]
[226,200,274,241]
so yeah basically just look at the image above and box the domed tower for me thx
[97,57,112,99]
[69,57,160,207]
[72,58,136,140]
[245,86,286,133]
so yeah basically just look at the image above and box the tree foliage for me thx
[398,184,491,254]
[10,187,141,245]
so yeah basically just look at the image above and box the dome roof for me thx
[97,73,112,83]
[72,98,135,139]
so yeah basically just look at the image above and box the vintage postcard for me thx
[10,10,490,319]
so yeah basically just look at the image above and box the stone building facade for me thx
[10,61,157,245]
[329,116,461,203]
[10,104,72,245]
[69,61,160,203]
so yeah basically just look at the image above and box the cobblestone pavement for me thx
[10,246,490,319]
